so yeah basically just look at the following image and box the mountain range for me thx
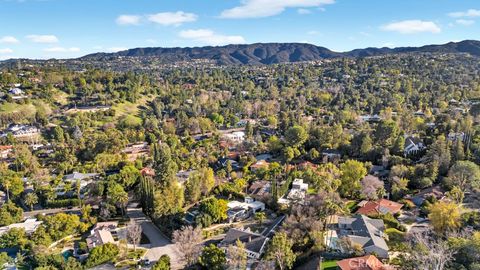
[80,40,480,65]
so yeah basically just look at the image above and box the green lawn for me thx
[345,200,359,213]
[0,102,36,114]
[321,260,338,270]
[112,96,151,119]
[386,227,407,251]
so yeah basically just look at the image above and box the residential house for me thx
[255,153,272,162]
[0,145,12,159]
[447,132,466,142]
[250,159,270,171]
[222,131,245,143]
[220,228,269,260]
[227,197,265,223]
[216,157,241,171]
[322,149,342,163]
[408,185,445,207]
[58,172,98,196]
[86,221,118,250]
[0,218,43,236]
[369,165,389,179]
[359,115,382,123]
[140,167,155,177]
[121,142,150,162]
[278,179,308,205]
[176,170,195,185]
[356,199,403,216]
[404,136,426,156]
[337,255,385,270]
[8,88,26,99]
[1,125,40,142]
[248,180,271,201]
[325,215,389,259]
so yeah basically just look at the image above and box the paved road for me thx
[127,208,184,270]
[23,207,81,218]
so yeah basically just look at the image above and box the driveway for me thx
[127,208,184,269]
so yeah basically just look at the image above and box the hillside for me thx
[81,40,480,65]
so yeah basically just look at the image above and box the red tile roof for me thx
[140,167,155,177]
[356,199,403,215]
[337,255,385,270]
[0,145,13,151]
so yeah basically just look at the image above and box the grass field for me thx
[112,96,152,125]
[0,102,36,114]
[321,260,338,270]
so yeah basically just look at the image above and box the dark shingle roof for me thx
[221,228,269,254]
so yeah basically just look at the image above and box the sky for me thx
[0,0,479,59]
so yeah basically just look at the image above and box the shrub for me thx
[153,255,170,270]
[85,243,119,268]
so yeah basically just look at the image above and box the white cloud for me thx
[26,34,58,43]
[0,48,13,54]
[456,19,475,26]
[0,36,19,44]
[381,20,441,34]
[220,0,335,19]
[147,11,197,26]
[44,47,80,53]
[107,47,128,52]
[448,9,480,18]
[179,29,246,46]
[116,15,141,25]
[297,8,312,14]
[307,30,320,35]
[382,42,395,48]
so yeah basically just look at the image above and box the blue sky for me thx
[0,0,479,59]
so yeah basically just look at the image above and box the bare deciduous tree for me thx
[127,220,142,251]
[172,225,203,266]
[408,231,456,270]
[226,239,247,270]
[255,260,275,270]
[361,175,384,200]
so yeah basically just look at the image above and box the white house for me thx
[222,131,245,143]
[227,197,265,222]
[278,179,309,205]
[0,218,43,236]
[404,136,426,156]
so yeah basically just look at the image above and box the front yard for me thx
[321,260,338,270]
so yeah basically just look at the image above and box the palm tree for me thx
[25,193,38,211]
[117,192,129,217]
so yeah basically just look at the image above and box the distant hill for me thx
[80,40,480,65]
